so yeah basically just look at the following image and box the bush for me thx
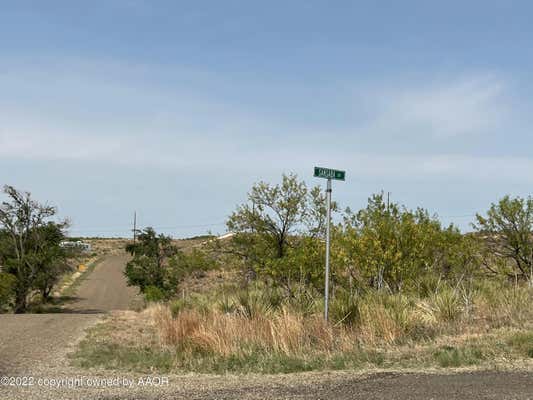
[336,193,475,293]
[0,272,16,310]
[216,295,237,314]
[144,285,167,303]
[286,285,321,317]
[234,289,274,319]
[330,289,360,326]
[429,287,463,323]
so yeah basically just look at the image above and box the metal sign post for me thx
[324,178,332,321]
[314,166,345,322]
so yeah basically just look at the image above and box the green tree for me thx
[124,227,179,295]
[227,174,309,259]
[0,272,16,310]
[32,223,71,302]
[474,195,533,282]
[225,174,330,292]
[336,193,473,292]
[0,185,68,313]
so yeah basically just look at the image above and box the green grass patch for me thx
[71,340,387,374]
[507,332,533,358]
[432,345,486,368]
[72,341,175,372]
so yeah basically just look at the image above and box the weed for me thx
[507,332,533,358]
[433,345,485,368]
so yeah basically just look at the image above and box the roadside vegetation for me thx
[72,173,533,374]
[0,185,86,313]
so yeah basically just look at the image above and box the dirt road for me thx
[0,253,139,376]
[68,253,140,313]
[2,254,533,399]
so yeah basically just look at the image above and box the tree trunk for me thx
[14,289,27,313]
[42,285,52,302]
[277,238,285,258]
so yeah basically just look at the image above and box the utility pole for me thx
[133,211,137,244]
[324,178,332,322]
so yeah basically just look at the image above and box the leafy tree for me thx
[336,193,475,292]
[125,228,217,300]
[125,227,179,295]
[0,272,16,310]
[225,174,331,292]
[227,174,309,259]
[474,195,533,282]
[32,223,71,301]
[265,236,325,293]
[0,185,68,313]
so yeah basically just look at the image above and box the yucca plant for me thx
[234,289,273,319]
[330,289,361,326]
[417,287,463,325]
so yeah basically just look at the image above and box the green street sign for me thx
[314,166,346,181]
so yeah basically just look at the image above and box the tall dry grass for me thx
[154,304,352,357]
[151,283,533,360]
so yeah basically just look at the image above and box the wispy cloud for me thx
[365,75,508,138]
[1,67,529,185]
[3,128,533,184]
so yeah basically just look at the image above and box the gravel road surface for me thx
[2,253,533,399]
[68,253,140,313]
[0,253,139,377]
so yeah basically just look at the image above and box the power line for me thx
[439,214,477,218]
[68,221,227,233]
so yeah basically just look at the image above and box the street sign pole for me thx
[313,166,345,323]
[324,178,332,322]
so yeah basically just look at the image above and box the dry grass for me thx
[71,282,533,374]
[151,283,533,359]
[154,304,352,358]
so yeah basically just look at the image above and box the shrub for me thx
[286,286,321,317]
[233,289,274,319]
[430,287,463,323]
[330,289,360,326]
[337,193,473,293]
[144,285,167,302]
[216,295,236,314]
[0,272,16,310]
[169,298,195,317]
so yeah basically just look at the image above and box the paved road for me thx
[2,369,533,399]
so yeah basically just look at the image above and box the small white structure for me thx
[60,241,92,253]
[217,232,235,240]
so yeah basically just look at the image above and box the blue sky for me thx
[1,1,533,237]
